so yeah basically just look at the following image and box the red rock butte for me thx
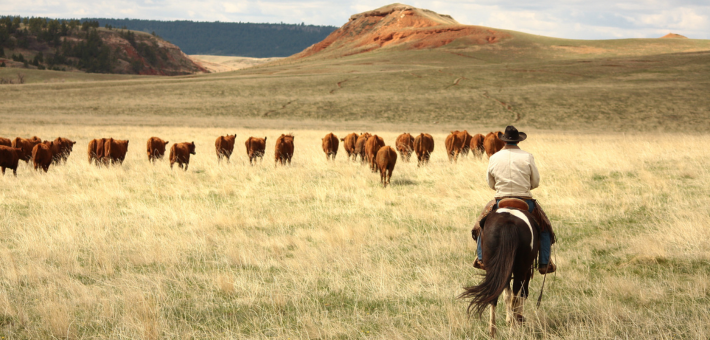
[293,3,510,59]
[660,33,688,39]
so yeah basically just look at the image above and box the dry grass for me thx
[1,120,708,339]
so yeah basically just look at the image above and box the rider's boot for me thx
[538,230,556,274]
[474,236,486,270]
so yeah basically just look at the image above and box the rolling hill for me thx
[3,3,710,132]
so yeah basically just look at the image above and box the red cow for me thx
[483,131,505,157]
[32,141,54,172]
[365,134,385,172]
[245,137,267,165]
[274,134,294,166]
[340,133,358,161]
[0,137,11,147]
[104,138,130,165]
[470,134,485,159]
[322,133,339,161]
[215,134,237,163]
[51,137,76,164]
[413,133,434,166]
[147,137,169,162]
[456,130,473,157]
[445,131,466,162]
[375,146,397,187]
[11,136,41,163]
[354,133,372,164]
[395,133,415,162]
[0,145,22,176]
[170,142,196,170]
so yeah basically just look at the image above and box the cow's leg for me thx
[184,163,189,171]
[13,168,17,176]
[1,167,5,175]
[170,162,174,169]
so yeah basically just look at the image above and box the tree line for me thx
[84,18,337,57]
[0,16,171,74]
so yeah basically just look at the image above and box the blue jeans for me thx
[477,199,551,265]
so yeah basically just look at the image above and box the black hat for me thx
[498,126,527,142]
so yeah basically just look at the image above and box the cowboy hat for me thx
[497,126,527,142]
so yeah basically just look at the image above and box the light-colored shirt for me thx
[487,146,540,198]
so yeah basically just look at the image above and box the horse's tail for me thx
[459,223,519,317]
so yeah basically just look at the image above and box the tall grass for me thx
[1,123,708,339]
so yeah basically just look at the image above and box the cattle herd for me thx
[0,131,505,187]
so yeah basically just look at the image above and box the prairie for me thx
[3,35,710,132]
[1,119,708,339]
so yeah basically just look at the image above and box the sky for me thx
[3,0,709,40]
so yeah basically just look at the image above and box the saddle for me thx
[497,198,529,211]
[472,198,555,244]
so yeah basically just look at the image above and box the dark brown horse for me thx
[459,208,539,337]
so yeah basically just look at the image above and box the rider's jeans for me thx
[477,199,551,265]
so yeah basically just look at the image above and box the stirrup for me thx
[538,261,556,274]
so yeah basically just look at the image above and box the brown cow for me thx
[340,133,358,161]
[245,136,267,165]
[215,134,237,163]
[88,138,112,165]
[470,133,485,159]
[104,138,130,165]
[274,134,294,166]
[456,130,473,157]
[32,141,54,172]
[395,133,415,162]
[365,134,385,172]
[51,137,76,164]
[445,131,466,162]
[147,137,169,162]
[0,137,11,147]
[0,145,22,176]
[413,133,434,166]
[484,131,505,157]
[322,133,339,161]
[354,133,372,164]
[375,146,397,187]
[170,142,196,170]
[11,136,42,163]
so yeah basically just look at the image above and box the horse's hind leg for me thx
[489,301,498,338]
[504,286,515,325]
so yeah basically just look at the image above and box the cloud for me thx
[3,0,709,39]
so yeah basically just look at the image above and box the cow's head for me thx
[189,142,196,154]
[164,141,169,146]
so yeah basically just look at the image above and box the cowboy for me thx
[472,126,556,274]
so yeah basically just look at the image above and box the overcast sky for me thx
[4,0,709,39]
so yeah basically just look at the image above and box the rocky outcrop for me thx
[293,3,510,59]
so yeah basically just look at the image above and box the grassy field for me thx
[2,32,710,132]
[1,119,708,339]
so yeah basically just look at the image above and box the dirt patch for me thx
[189,55,282,73]
[550,45,609,54]
[661,33,688,39]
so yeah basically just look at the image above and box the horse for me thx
[459,207,540,337]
